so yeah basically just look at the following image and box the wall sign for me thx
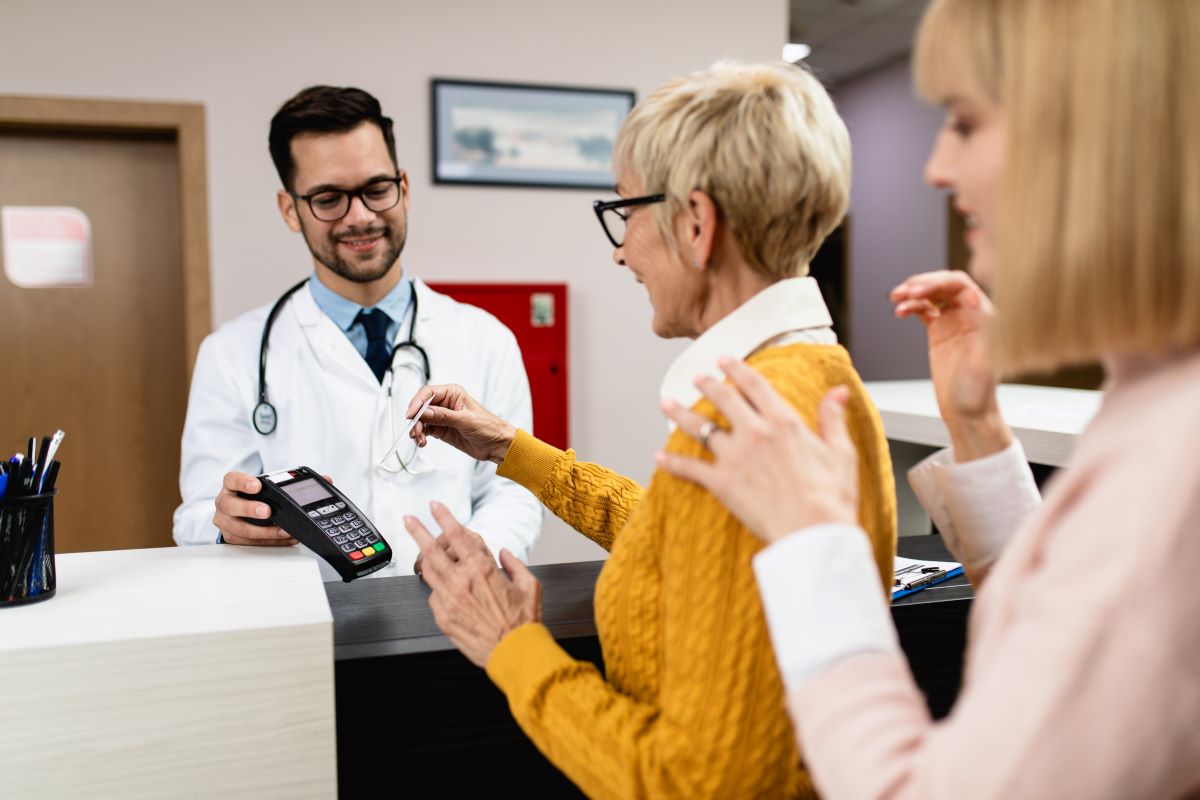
[1,206,93,288]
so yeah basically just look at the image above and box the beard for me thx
[299,212,407,284]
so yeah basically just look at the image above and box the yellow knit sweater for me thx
[487,343,896,799]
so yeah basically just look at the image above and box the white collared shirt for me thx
[659,277,837,413]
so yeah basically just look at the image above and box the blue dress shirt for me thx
[308,271,413,360]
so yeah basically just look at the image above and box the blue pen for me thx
[8,454,23,498]
[0,471,7,499]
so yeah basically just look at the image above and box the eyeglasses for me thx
[377,361,434,475]
[592,193,666,248]
[291,176,403,222]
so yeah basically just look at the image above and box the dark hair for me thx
[268,86,398,191]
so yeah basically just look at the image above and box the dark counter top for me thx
[324,535,971,661]
[325,559,603,660]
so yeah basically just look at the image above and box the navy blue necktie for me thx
[355,309,393,383]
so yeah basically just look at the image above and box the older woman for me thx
[400,62,897,798]
[660,1,1200,797]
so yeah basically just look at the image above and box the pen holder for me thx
[0,490,57,607]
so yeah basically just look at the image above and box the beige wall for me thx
[1,0,787,563]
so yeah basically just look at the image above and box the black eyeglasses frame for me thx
[592,193,667,248]
[290,175,404,222]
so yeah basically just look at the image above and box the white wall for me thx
[834,56,946,380]
[0,0,786,563]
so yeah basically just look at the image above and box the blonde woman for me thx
[659,1,1200,797]
[400,62,897,798]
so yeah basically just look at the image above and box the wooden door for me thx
[0,98,210,552]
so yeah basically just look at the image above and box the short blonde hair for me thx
[916,0,1200,374]
[613,61,851,280]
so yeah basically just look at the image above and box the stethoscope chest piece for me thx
[253,401,278,435]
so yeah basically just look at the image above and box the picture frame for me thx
[430,79,635,190]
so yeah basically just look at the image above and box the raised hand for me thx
[890,270,1012,461]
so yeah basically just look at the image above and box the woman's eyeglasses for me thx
[592,194,666,248]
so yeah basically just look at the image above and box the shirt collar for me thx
[308,270,413,332]
[660,277,834,411]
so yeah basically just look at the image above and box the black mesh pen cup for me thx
[0,490,56,607]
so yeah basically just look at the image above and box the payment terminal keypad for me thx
[307,501,387,563]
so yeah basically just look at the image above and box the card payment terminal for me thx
[238,466,391,582]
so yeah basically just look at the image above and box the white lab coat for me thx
[173,278,543,579]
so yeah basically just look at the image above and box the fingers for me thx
[500,548,543,614]
[690,373,758,432]
[892,299,945,328]
[889,270,983,308]
[406,503,492,583]
[223,471,260,495]
[654,449,720,491]
[405,384,466,419]
[717,357,797,420]
[660,399,719,444]
[221,528,299,547]
[429,501,490,561]
[215,473,275,529]
[404,384,438,419]
[216,490,274,522]
[216,510,296,546]
[404,514,452,585]
[414,404,467,430]
[498,548,533,586]
[818,386,854,456]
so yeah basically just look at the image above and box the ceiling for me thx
[788,0,929,84]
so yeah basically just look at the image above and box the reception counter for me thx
[0,545,336,798]
[326,536,970,797]
[2,538,969,797]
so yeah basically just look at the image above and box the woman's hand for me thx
[404,502,542,668]
[405,384,517,464]
[656,358,860,544]
[890,270,1012,461]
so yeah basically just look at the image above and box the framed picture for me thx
[431,79,635,190]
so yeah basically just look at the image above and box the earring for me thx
[692,258,701,269]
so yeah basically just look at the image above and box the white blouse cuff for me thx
[908,439,1040,572]
[753,526,899,693]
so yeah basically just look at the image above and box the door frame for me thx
[0,94,212,372]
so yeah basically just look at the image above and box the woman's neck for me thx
[694,262,776,336]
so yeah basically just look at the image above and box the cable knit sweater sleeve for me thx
[497,429,644,552]
[485,346,896,799]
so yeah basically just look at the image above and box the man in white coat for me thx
[172,86,542,578]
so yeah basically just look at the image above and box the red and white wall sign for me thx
[1,206,93,288]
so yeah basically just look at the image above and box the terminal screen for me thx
[281,478,333,507]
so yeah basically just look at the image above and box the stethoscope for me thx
[252,277,432,435]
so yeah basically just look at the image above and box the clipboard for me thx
[892,555,964,601]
